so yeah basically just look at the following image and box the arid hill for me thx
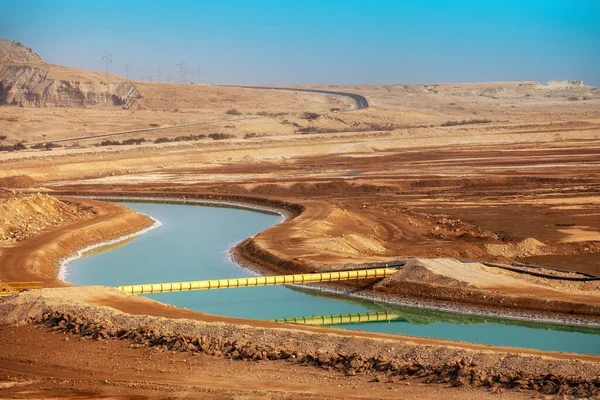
[0,191,95,244]
[0,39,139,108]
[0,40,45,64]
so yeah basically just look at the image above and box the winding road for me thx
[225,85,370,110]
[29,86,368,145]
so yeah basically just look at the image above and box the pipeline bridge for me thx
[116,266,398,295]
[274,311,401,326]
[0,281,43,295]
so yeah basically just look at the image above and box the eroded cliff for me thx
[0,40,140,108]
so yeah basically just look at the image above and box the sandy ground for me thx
[1,76,600,397]
[0,325,534,400]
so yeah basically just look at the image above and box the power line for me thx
[176,61,187,84]
[102,53,112,85]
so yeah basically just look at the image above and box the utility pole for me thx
[102,53,112,84]
[140,68,145,82]
[102,53,112,100]
[176,61,187,84]
[124,63,130,80]
[157,65,162,82]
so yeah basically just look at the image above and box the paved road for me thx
[227,85,369,110]
[28,86,367,145]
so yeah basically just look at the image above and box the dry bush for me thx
[441,119,492,127]
[154,134,206,144]
[209,133,235,140]
[300,112,320,121]
[0,142,26,152]
[99,138,146,146]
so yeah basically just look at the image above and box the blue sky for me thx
[2,0,599,85]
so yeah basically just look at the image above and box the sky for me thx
[2,0,599,86]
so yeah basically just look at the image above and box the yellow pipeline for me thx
[274,311,401,325]
[116,267,397,295]
[0,281,43,295]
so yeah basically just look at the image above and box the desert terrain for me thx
[1,39,600,398]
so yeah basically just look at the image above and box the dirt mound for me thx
[375,260,470,289]
[309,233,387,256]
[251,181,397,196]
[0,40,45,64]
[485,238,547,258]
[0,175,36,188]
[0,192,95,243]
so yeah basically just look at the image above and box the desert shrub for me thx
[256,111,288,117]
[300,112,320,121]
[440,119,492,127]
[208,133,235,140]
[225,109,242,115]
[99,140,121,146]
[149,123,160,127]
[244,133,268,139]
[0,142,27,152]
[31,142,61,150]
[296,123,412,135]
[0,135,7,141]
[122,138,146,145]
[154,134,206,144]
[297,127,321,134]
[281,120,301,127]
[99,138,145,146]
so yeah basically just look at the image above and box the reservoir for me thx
[66,202,600,355]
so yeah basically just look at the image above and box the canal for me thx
[66,202,600,355]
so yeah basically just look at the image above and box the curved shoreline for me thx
[58,214,163,282]
[61,194,600,329]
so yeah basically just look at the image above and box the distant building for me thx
[545,80,584,88]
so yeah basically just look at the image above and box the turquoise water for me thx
[67,202,600,355]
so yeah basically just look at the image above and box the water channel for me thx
[66,202,600,355]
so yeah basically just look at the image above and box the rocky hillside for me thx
[0,191,96,244]
[0,40,140,108]
[0,41,45,64]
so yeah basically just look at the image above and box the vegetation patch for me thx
[300,112,320,121]
[154,134,206,144]
[441,119,492,127]
[0,142,26,152]
[209,133,235,140]
[31,142,62,150]
[99,138,146,146]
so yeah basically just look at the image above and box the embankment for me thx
[0,197,153,286]
[1,287,598,398]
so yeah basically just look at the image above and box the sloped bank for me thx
[52,190,600,323]
[1,288,598,398]
[0,196,154,286]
